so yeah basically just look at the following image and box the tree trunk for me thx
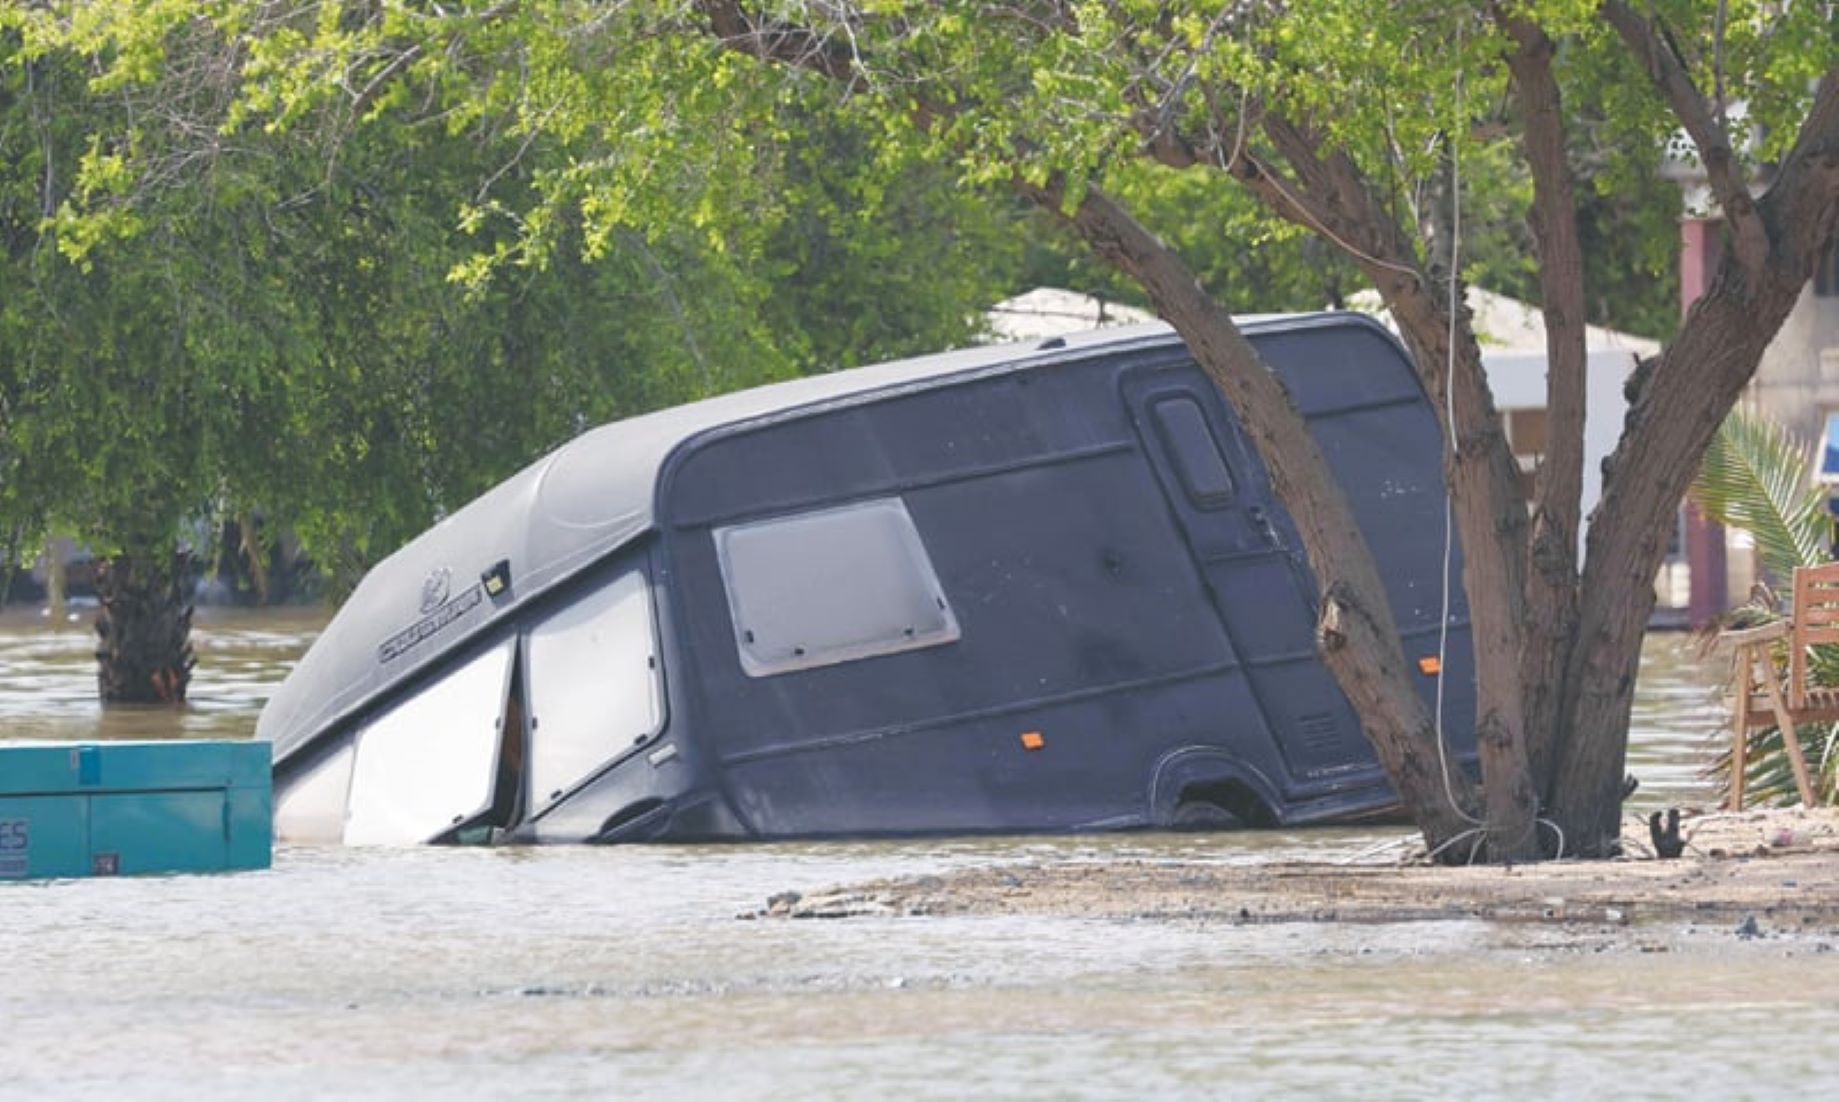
[46,537,68,628]
[1373,273,1542,862]
[1547,273,1805,854]
[94,550,196,705]
[1500,14,1589,801]
[1245,117,1544,861]
[1545,74,1839,856]
[238,510,271,605]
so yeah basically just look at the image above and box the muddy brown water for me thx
[4,608,1837,1098]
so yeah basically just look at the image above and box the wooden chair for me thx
[1723,561,1839,809]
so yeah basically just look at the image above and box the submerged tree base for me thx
[94,552,197,705]
[751,808,1839,926]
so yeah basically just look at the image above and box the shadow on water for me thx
[6,609,1827,1099]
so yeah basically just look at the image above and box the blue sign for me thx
[1822,412,1839,483]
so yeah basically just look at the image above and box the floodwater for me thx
[4,609,1838,1098]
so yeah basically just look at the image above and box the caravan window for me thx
[714,497,960,677]
[344,640,514,845]
[1152,396,1235,508]
[525,569,663,807]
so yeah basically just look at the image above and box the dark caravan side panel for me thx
[1120,318,1475,806]
[1254,321,1478,750]
[660,353,1299,836]
[1122,369,1375,785]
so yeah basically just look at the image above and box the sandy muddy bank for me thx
[751,808,1839,930]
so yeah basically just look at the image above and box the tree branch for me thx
[1498,10,1586,792]
[349,43,425,120]
[1247,111,1538,857]
[1601,0,1769,274]
[1016,175,1486,851]
[699,0,868,91]
[1768,70,1839,193]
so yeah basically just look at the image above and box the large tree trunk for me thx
[1372,274,1542,861]
[1542,68,1839,858]
[1500,15,1589,804]
[94,550,196,705]
[1245,117,1544,861]
[1547,268,1814,854]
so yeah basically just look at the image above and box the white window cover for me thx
[344,640,514,845]
[273,742,354,844]
[715,497,960,677]
[525,570,663,807]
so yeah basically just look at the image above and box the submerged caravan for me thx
[260,314,1477,845]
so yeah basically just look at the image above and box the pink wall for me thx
[1681,218,1728,626]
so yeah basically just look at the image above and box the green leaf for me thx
[1690,408,1833,582]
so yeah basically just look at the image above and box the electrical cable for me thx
[1429,22,1566,860]
[1433,20,1482,833]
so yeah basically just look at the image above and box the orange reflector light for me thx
[1418,656,1442,676]
[1020,731,1045,751]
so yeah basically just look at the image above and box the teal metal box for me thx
[0,741,272,880]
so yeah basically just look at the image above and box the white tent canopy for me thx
[1348,286,1650,560]
[983,287,1155,343]
[1346,285,1662,359]
[990,284,1662,359]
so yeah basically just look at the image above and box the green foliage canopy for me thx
[0,3,1029,586]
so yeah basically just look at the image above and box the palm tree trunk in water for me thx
[94,551,196,704]
[46,537,67,628]
[238,511,271,605]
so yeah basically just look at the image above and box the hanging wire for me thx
[1432,18,1482,836]
[1428,19,1567,860]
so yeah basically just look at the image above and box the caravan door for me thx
[1123,367,1381,782]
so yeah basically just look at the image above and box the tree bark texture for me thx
[1364,263,1541,862]
[1544,72,1839,858]
[1550,259,1831,852]
[1244,116,1542,860]
[94,550,196,705]
[1499,14,1588,798]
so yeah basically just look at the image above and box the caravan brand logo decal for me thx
[419,567,453,614]
[380,583,483,664]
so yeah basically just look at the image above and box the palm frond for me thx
[1691,409,1832,581]
[1708,718,1839,807]
[1694,408,1839,807]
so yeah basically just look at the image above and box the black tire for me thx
[1170,800,1246,831]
